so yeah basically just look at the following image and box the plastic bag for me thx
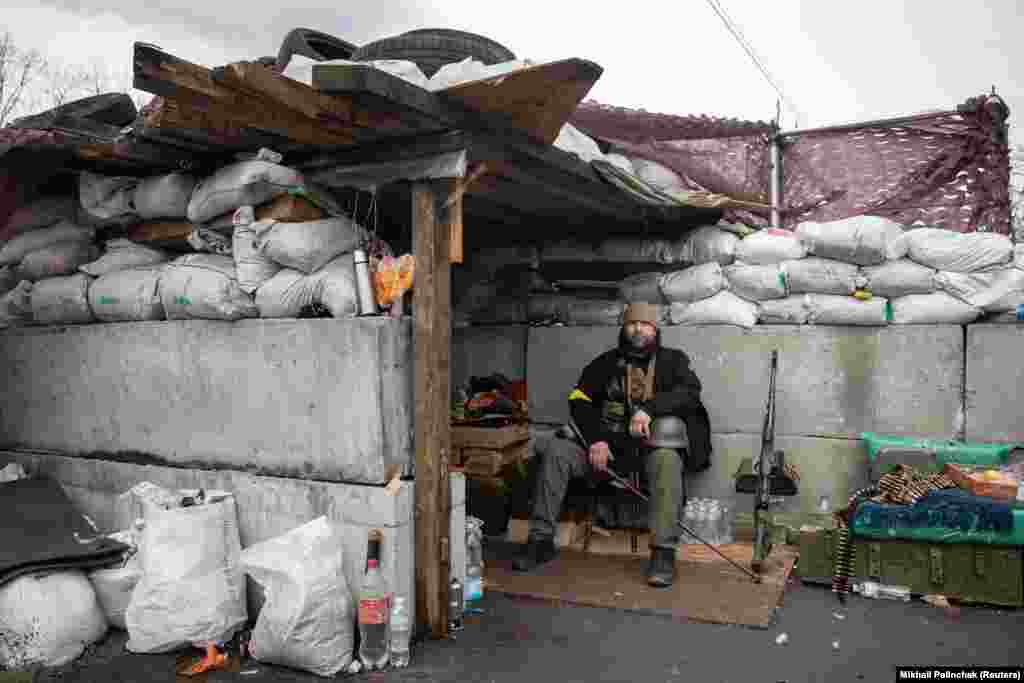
[89,266,165,322]
[126,491,247,653]
[618,272,665,303]
[78,172,140,228]
[680,226,740,266]
[724,263,787,301]
[160,254,258,321]
[904,228,1013,272]
[234,220,282,293]
[187,161,305,224]
[374,254,414,307]
[0,220,95,266]
[804,294,890,326]
[782,257,862,295]
[239,517,354,677]
[17,240,100,281]
[734,229,806,265]
[862,259,937,297]
[0,280,33,328]
[79,239,169,277]
[133,173,197,220]
[31,273,94,325]
[255,217,365,274]
[888,292,981,324]
[552,123,606,164]
[88,531,142,630]
[758,295,811,324]
[795,216,908,266]
[660,263,727,302]
[669,291,757,328]
[3,196,78,236]
[0,571,107,669]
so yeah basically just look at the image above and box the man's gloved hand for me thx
[630,409,652,439]
[589,441,611,472]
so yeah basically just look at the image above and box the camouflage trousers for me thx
[527,435,686,549]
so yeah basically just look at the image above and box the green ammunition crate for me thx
[797,526,840,585]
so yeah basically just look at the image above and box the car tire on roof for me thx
[350,28,516,78]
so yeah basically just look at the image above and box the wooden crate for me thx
[452,423,529,451]
[461,442,530,477]
[944,463,1020,503]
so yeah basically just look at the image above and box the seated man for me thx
[512,302,712,587]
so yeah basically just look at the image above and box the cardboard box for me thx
[506,518,587,548]
[944,463,1021,503]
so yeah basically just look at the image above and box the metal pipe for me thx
[778,110,954,139]
[769,134,781,227]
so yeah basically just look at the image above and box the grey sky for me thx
[5,0,1023,140]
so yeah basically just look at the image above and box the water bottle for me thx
[853,581,911,602]
[709,500,722,545]
[389,596,411,668]
[465,517,484,606]
[682,501,696,544]
[448,577,464,632]
[1017,303,1024,322]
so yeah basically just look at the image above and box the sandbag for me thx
[239,517,354,677]
[668,291,758,328]
[126,490,247,653]
[88,531,141,630]
[255,194,325,223]
[3,195,78,235]
[133,172,197,220]
[79,239,168,277]
[758,296,811,324]
[861,259,937,297]
[471,297,526,324]
[604,153,634,175]
[1016,245,1024,269]
[660,263,727,302]
[566,298,624,326]
[679,226,739,266]
[782,257,862,295]
[254,217,365,274]
[235,220,281,293]
[471,245,539,276]
[618,272,666,303]
[160,254,258,321]
[187,161,305,224]
[934,267,1024,313]
[0,571,107,669]
[0,266,17,296]
[805,294,890,326]
[31,273,94,325]
[18,240,100,281]
[0,220,95,266]
[598,236,673,264]
[734,229,806,265]
[795,216,908,266]
[0,280,33,328]
[188,227,233,256]
[724,263,786,301]
[311,254,358,318]
[255,256,357,319]
[89,266,165,322]
[904,228,1013,272]
[889,292,982,324]
[631,158,685,190]
[540,239,598,263]
[78,172,139,228]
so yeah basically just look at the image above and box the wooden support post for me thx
[412,178,455,639]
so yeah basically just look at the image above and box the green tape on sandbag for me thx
[861,432,1015,467]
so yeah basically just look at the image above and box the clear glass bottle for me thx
[853,581,911,602]
[389,595,411,668]
[358,530,390,670]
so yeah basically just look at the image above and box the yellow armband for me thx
[568,388,592,402]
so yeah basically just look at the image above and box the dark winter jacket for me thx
[567,329,713,474]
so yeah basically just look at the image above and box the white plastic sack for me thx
[88,531,141,630]
[660,263,727,303]
[427,57,535,91]
[0,571,107,669]
[0,220,95,266]
[89,266,165,322]
[160,254,258,321]
[618,272,665,303]
[255,256,357,319]
[889,292,982,324]
[566,298,624,326]
[239,517,354,677]
[18,241,100,281]
[598,237,672,264]
[795,216,908,266]
[782,257,862,295]
[904,228,1013,272]
[862,259,937,297]
[0,266,16,296]
[79,239,168,277]
[126,492,247,653]
[1015,244,1024,269]
[631,158,685,191]
[31,273,94,325]
[553,123,606,164]
[188,227,233,257]
[3,196,78,235]
[758,295,811,324]
[234,220,281,293]
[540,239,598,263]
[680,226,740,266]
[604,153,634,175]
[735,229,807,265]
[79,172,140,227]
[133,173,197,220]
[669,291,757,328]
[311,254,358,317]
[187,161,305,224]
[934,267,1024,313]
[804,294,890,326]
[254,217,365,274]
[0,280,32,328]
[724,263,787,301]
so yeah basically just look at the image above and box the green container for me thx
[797,526,839,585]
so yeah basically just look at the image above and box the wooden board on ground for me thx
[486,542,796,629]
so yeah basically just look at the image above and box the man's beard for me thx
[626,332,656,352]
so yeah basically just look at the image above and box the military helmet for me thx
[646,416,689,449]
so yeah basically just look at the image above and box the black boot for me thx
[647,547,676,588]
[512,537,558,572]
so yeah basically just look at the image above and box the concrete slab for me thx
[965,323,1024,443]
[527,325,963,439]
[451,325,528,390]
[0,318,412,484]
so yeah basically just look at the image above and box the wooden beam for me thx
[412,178,454,639]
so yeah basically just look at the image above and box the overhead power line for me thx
[704,0,803,128]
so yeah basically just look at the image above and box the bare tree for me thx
[0,31,47,125]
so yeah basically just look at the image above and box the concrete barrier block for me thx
[966,324,1024,443]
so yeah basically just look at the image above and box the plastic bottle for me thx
[389,595,411,668]
[853,581,911,602]
[464,518,484,606]
[358,530,390,670]
[448,577,464,632]
[1017,304,1024,322]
